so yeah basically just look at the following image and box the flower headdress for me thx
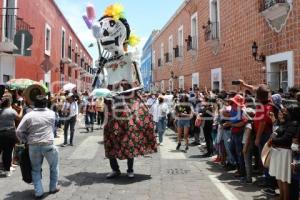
[104,3,125,20]
[103,3,140,47]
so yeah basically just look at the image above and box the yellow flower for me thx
[128,33,141,47]
[104,3,125,20]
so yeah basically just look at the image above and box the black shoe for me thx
[184,145,189,152]
[190,141,200,146]
[200,152,212,158]
[69,143,73,146]
[106,171,121,179]
[35,194,44,200]
[49,187,60,194]
[261,188,277,196]
[176,143,181,150]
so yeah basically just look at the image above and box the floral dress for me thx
[104,96,157,160]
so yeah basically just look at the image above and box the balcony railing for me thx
[260,0,288,11]
[158,58,162,67]
[174,45,183,58]
[1,14,33,41]
[165,52,172,63]
[204,22,219,42]
[186,35,198,51]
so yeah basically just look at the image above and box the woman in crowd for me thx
[223,95,246,178]
[175,94,193,152]
[85,97,96,132]
[96,97,105,129]
[268,104,300,200]
[0,92,23,177]
[154,96,168,145]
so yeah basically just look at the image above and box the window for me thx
[160,43,164,64]
[3,75,10,83]
[211,68,222,91]
[178,26,184,57]
[192,73,199,88]
[179,76,184,90]
[45,24,51,55]
[75,44,78,63]
[280,64,288,92]
[68,36,72,60]
[61,28,66,58]
[191,12,198,50]
[168,35,173,62]
[209,0,220,40]
[3,0,16,41]
[152,50,156,67]
[160,80,164,92]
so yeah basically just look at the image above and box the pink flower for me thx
[129,119,134,126]
[144,116,150,123]
[114,123,119,130]
[139,120,144,127]
[129,141,134,147]
[138,109,144,116]
[149,123,154,129]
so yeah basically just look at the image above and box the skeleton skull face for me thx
[93,17,127,55]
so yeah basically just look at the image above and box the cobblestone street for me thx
[0,119,271,200]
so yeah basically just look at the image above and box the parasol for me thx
[91,88,112,98]
[6,78,48,92]
[63,83,76,91]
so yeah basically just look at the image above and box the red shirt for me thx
[253,104,273,135]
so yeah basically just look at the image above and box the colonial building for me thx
[152,0,300,92]
[141,30,159,92]
[0,0,94,93]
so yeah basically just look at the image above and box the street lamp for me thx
[252,41,266,62]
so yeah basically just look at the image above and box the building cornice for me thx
[51,0,93,60]
[153,0,191,43]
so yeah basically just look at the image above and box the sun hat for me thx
[229,94,245,107]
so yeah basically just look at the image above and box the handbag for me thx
[261,142,271,168]
[19,145,32,184]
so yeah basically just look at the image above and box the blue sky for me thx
[54,0,183,61]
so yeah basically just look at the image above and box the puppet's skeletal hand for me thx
[92,22,101,39]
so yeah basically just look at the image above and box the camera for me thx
[232,80,241,85]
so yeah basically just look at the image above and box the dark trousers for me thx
[291,178,299,200]
[109,158,134,173]
[0,135,15,171]
[97,111,104,125]
[203,127,213,154]
[64,116,77,145]
[85,112,95,130]
[232,132,245,176]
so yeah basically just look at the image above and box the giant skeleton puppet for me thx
[84,3,157,178]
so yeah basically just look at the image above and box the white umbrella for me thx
[63,83,76,91]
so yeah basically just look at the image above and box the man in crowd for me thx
[62,93,78,147]
[16,95,59,199]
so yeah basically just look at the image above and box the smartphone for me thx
[232,80,241,85]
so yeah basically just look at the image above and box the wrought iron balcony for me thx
[0,14,33,41]
[260,0,291,32]
[186,35,198,51]
[204,22,219,42]
[158,58,162,67]
[165,52,172,63]
[174,45,183,58]
[260,0,288,11]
